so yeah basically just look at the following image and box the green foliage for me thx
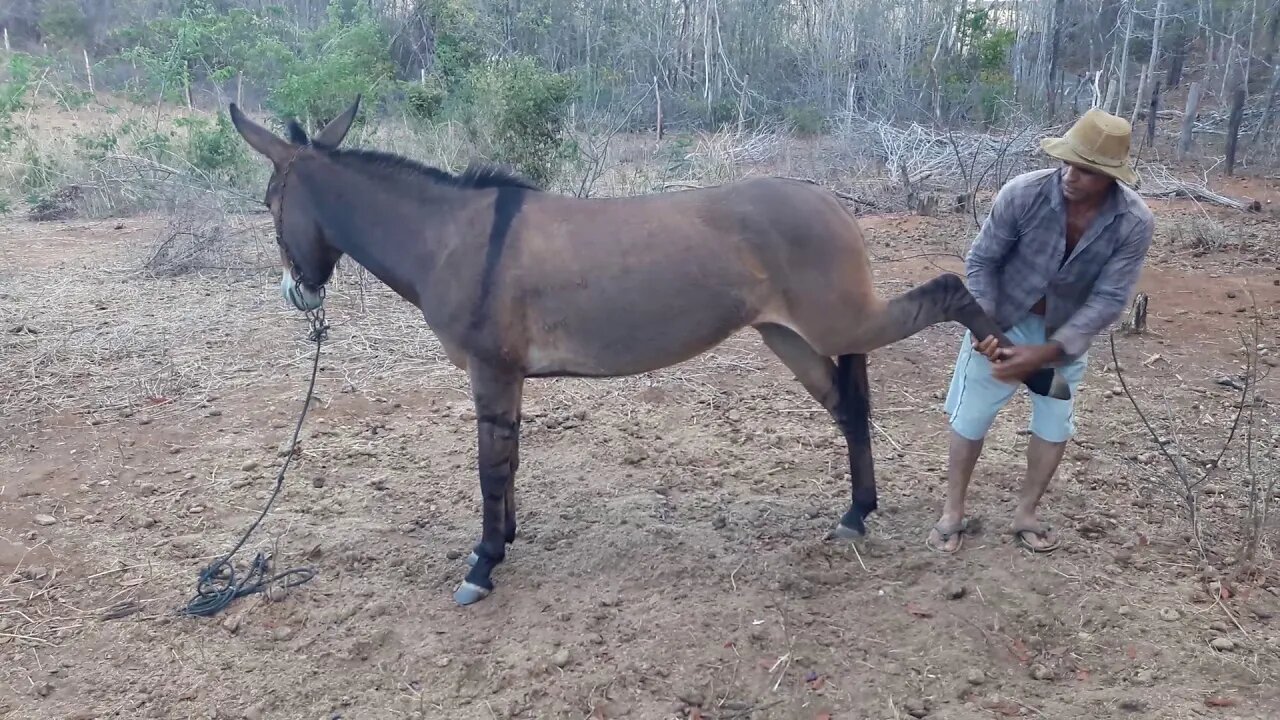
[38,0,91,48]
[268,2,395,123]
[18,142,61,202]
[0,54,39,151]
[418,0,487,85]
[659,134,696,175]
[461,56,576,186]
[942,8,1017,124]
[404,78,447,122]
[174,114,251,185]
[784,105,826,136]
[74,130,119,162]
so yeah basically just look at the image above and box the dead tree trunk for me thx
[1048,0,1066,118]
[1251,63,1280,146]
[1131,0,1167,128]
[1226,86,1247,175]
[1115,3,1133,115]
[1145,81,1160,150]
[654,75,663,140]
[1167,31,1187,87]
[1177,81,1202,159]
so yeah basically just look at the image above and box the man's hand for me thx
[972,336,1064,384]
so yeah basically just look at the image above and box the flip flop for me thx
[1012,524,1061,553]
[926,518,970,554]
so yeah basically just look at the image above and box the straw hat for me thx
[1039,108,1138,186]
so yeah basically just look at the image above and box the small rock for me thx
[551,648,571,668]
[265,585,289,603]
[903,697,929,718]
[33,514,57,526]
[272,626,296,642]
[712,515,727,530]
[139,483,157,496]
[1159,607,1181,622]
[32,682,54,698]
[942,583,967,600]
[311,476,326,488]
[1118,698,1149,712]
[445,549,463,560]
[435,656,451,668]
[241,460,259,472]
[187,505,204,514]
[966,669,986,685]
[1030,664,1053,681]
[230,479,252,490]
[220,616,240,634]
[1210,637,1235,652]
[244,706,265,720]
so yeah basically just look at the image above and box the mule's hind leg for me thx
[455,364,524,606]
[832,353,875,537]
[758,324,876,539]
[466,410,521,568]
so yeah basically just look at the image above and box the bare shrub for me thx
[1168,215,1232,253]
[1108,311,1276,572]
[142,193,274,277]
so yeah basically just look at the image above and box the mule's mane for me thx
[322,146,542,192]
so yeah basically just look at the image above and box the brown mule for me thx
[229,96,1070,606]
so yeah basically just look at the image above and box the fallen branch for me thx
[1139,178,1259,212]
[663,177,886,211]
[776,176,886,209]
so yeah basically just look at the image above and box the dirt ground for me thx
[2,178,1280,720]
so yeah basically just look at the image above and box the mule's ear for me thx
[313,94,361,149]
[229,103,290,164]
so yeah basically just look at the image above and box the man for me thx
[927,108,1154,554]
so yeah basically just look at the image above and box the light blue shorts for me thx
[943,315,1087,443]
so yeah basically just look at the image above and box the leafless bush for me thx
[142,191,273,277]
[1108,311,1276,570]
[1168,215,1232,253]
[838,118,1044,191]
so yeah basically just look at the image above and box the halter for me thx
[273,148,328,341]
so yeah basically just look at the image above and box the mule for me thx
[228,96,1070,606]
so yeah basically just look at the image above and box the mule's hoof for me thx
[466,551,479,568]
[826,523,865,542]
[453,581,491,606]
[1049,372,1072,401]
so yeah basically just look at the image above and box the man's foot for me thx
[1012,520,1060,553]
[926,517,969,554]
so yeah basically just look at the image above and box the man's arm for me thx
[965,182,1022,316]
[1049,215,1154,358]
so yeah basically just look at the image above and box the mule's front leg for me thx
[454,368,523,606]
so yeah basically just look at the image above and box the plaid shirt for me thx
[966,167,1154,361]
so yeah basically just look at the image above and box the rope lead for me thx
[181,307,327,617]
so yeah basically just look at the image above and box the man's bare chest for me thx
[1063,208,1101,256]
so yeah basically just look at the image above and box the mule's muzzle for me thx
[281,269,324,312]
